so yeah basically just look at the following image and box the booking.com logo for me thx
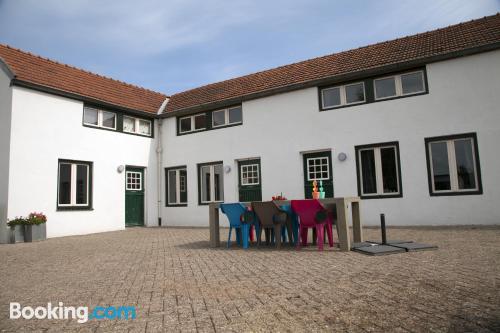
[10,302,136,323]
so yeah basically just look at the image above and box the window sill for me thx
[359,194,402,200]
[57,207,94,211]
[429,190,483,197]
[165,204,188,207]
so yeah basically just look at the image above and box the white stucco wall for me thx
[7,87,158,238]
[161,50,500,227]
[0,67,13,243]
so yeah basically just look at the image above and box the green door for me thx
[238,159,262,202]
[125,167,145,226]
[303,151,334,198]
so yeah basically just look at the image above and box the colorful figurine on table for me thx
[319,180,325,199]
[312,180,320,199]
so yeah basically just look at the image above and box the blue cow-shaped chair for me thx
[220,203,255,249]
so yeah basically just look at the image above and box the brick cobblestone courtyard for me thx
[0,226,499,332]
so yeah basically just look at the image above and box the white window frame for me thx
[167,168,187,205]
[83,107,117,130]
[123,116,152,136]
[374,70,425,101]
[126,171,142,191]
[179,114,206,133]
[306,157,330,181]
[212,106,243,128]
[200,164,224,204]
[58,162,90,207]
[428,138,479,194]
[358,145,400,196]
[240,164,260,186]
[321,82,366,109]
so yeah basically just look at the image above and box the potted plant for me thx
[24,212,47,242]
[7,217,27,244]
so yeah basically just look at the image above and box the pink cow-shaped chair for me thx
[291,199,334,251]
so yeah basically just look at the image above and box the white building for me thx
[1,14,499,242]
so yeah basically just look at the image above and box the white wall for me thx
[7,87,158,238]
[161,50,500,227]
[0,67,13,243]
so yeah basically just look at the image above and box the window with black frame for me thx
[425,133,482,196]
[355,142,402,199]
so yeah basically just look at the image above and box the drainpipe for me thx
[156,98,168,227]
[156,119,163,226]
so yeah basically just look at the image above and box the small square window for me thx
[102,111,116,129]
[374,77,397,99]
[180,117,192,133]
[401,72,425,95]
[194,114,206,130]
[212,110,226,127]
[345,83,365,104]
[228,107,242,124]
[322,87,341,108]
[138,119,151,135]
[83,108,98,126]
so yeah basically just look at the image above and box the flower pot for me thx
[312,192,320,199]
[319,192,326,199]
[24,224,47,242]
[9,225,25,244]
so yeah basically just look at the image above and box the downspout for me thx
[156,97,169,226]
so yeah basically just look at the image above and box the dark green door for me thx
[303,151,334,198]
[238,159,262,202]
[125,167,145,226]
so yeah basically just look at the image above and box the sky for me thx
[0,0,498,95]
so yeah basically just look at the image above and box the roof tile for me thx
[166,13,500,113]
[0,45,167,114]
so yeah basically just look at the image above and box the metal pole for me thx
[380,214,387,245]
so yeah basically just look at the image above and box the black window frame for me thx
[355,141,403,199]
[318,67,428,112]
[82,104,155,138]
[176,105,243,136]
[57,159,93,211]
[424,133,483,196]
[197,161,224,205]
[165,166,188,207]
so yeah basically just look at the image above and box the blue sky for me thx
[0,0,498,95]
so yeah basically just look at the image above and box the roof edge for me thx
[12,79,159,118]
[161,41,500,118]
[0,56,15,79]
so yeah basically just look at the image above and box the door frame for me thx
[237,158,262,202]
[125,165,146,227]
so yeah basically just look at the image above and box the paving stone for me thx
[0,227,499,332]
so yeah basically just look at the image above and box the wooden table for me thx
[209,197,362,251]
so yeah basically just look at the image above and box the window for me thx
[241,164,259,185]
[374,71,425,100]
[126,171,142,190]
[123,116,152,136]
[425,133,482,196]
[179,114,206,133]
[198,162,224,204]
[166,167,187,206]
[321,82,365,109]
[355,142,402,198]
[212,106,242,127]
[83,107,116,130]
[306,157,330,181]
[57,159,92,210]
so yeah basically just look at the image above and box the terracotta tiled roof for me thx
[0,44,167,114]
[165,13,500,114]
